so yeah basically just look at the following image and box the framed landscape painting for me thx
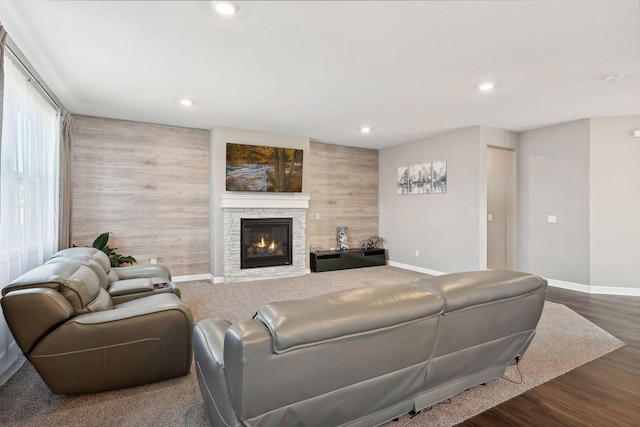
[408,163,432,195]
[432,160,447,193]
[397,166,409,195]
[226,143,303,192]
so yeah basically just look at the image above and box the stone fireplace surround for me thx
[221,194,309,283]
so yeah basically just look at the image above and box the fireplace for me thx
[241,218,293,269]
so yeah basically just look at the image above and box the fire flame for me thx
[256,236,277,251]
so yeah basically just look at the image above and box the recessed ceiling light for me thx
[478,82,495,92]
[179,99,193,107]
[213,1,239,16]
[360,126,372,133]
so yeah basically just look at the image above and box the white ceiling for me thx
[1,1,639,149]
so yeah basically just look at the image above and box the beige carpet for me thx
[0,267,626,426]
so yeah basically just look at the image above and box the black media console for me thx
[310,248,386,272]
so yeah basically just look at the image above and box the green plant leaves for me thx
[90,232,138,267]
[92,232,111,251]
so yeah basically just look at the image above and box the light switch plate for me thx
[547,215,557,224]
[488,214,493,222]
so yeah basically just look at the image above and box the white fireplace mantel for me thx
[220,193,310,209]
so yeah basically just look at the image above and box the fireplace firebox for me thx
[241,218,293,269]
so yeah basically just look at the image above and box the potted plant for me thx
[91,232,138,267]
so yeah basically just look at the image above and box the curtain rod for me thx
[5,44,62,111]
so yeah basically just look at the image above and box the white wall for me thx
[379,125,518,274]
[210,127,310,280]
[517,119,591,284]
[379,127,483,273]
[589,115,640,291]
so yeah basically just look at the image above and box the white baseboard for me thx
[387,261,446,276]
[545,278,591,293]
[173,273,214,283]
[389,262,640,297]
[548,278,640,296]
[589,285,640,296]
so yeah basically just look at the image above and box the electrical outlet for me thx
[315,213,320,220]
[415,250,419,257]
[150,258,157,264]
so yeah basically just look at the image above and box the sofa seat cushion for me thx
[254,284,443,353]
[412,270,547,313]
[109,278,154,296]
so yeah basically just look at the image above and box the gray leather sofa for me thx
[1,259,193,394]
[48,247,181,304]
[193,270,547,426]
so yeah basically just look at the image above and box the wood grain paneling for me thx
[307,142,379,251]
[71,115,210,276]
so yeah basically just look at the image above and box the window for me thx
[0,51,60,284]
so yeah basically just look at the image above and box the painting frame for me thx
[226,142,303,192]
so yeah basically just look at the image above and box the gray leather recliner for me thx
[1,260,193,394]
[193,270,547,426]
[48,247,181,304]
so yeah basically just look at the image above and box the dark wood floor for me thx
[459,287,640,427]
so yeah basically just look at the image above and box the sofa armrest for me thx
[1,288,74,354]
[195,318,232,364]
[194,319,244,427]
[108,278,155,296]
[111,264,171,281]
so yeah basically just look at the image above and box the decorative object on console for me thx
[337,226,349,251]
[359,235,383,250]
[309,245,323,254]
[225,142,303,192]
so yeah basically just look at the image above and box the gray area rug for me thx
[0,267,625,426]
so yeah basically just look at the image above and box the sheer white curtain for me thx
[0,52,60,381]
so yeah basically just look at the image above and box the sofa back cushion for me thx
[412,270,547,391]
[254,284,444,353]
[412,270,547,313]
[46,257,110,290]
[4,262,112,315]
[226,285,444,423]
[50,247,112,273]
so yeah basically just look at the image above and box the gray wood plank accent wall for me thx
[71,116,210,276]
[307,142,379,251]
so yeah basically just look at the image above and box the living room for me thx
[1,1,639,426]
